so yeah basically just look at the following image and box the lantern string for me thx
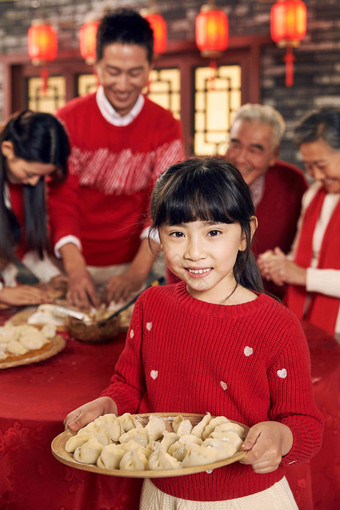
[40,66,49,96]
[209,58,217,91]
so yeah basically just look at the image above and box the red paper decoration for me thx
[145,12,167,55]
[79,20,100,65]
[270,0,307,87]
[195,3,229,59]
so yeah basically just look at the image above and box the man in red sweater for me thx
[225,103,308,299]
[48,9,184,308]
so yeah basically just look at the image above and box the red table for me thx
[0,311,339,510]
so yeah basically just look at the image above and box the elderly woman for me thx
[0,110,70,306]
[258,108,340,338]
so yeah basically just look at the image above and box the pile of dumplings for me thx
[65,412,246,471]
[0,324,56,360]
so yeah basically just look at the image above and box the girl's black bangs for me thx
[160,186,235,226]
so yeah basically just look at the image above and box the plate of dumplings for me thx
[51,412,248,478]
[0,323,66,369]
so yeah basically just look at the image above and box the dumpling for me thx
[119,449,148,471]
[6,340,28,355]
[119,428,149,447]
[168,441,186,461]
[202,416,230,439]
[177,434,202,446]
[148,448,182,470]
[81,422,110,446]
[20,330,47,350]
[96,443,127,469]
[212,422,245,437]
[0,327,17,343]
[65,432,92,453]
[74,437,103,464]
[118,412,143,432]
[203,438,238,460]
[41,324,57,338]
[93,414,124,441]
[145,415,166,442]
[191,413,212,438]
[172,416,193,436]
[160,432,179,452]
[209,430,243,450]
[182,443,218,468]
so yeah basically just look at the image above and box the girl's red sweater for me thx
[102,282,323,501]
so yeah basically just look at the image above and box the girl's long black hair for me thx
[0,110,70,261]
[151,157,264,293]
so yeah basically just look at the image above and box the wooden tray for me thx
[51,413,248,478]
[0,334,66,369]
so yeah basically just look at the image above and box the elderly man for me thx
[225,103,308,298]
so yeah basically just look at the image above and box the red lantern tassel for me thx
[209,58,217,91]
[284,46,295,87]
[40,66,49,95]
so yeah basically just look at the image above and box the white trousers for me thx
[140,477,298,510]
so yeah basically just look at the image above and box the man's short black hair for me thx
[96,8,154,64]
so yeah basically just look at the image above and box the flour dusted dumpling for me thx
[119,428,149,447]
[148,448,182,470]
[203,438,238,460]
[178,434,203,446]
[191,412,212,438]
[182,442,218,468]
[209,430,243,450]
[65,432,92,453]
[160,431,179,452]
[119,449,148,470]
[118,413,143,432]
[93,414,124,441]
[96,443,127,469]
[172,416,193,436]
[211,422,245,437]
[145,415,166,441]
[81,422,110,446]
[41,324,57,338]
[202,416,230,439]
[168,440,186,461]
[6,340,29,355]
[74,437,103,464]
[20,329,48,350]
[0,327,17,343]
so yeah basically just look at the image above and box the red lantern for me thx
[270,0,307,87]
[145,12,167,55]
[28,22,57,64]
[27,21,58,94]
[79,20,100,65]
[195,3,229,59]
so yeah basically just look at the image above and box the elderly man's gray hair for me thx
[232,103,286,147]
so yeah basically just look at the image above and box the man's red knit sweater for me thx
[102,282,323,501]
[48,93,184,266]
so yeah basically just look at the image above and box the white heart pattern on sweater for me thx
[220,381,227,390]
[277,368,287,379]
[244,346,253,357]
[146,322,152,331]
[151,370,158,380]
[130,329,134,339]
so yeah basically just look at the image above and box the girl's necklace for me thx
[221,281,238,304]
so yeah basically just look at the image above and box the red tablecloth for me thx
[0,312,339,510]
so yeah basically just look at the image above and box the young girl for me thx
[0,110,70,306]
[65,157,323,509]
